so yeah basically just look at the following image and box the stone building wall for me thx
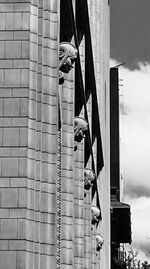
[0,1,59,268]
[0,1,110,269]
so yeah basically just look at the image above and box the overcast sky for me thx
[110,0,150,70]
[110,0,150,263]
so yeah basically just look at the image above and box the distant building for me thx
[110,68,132,269]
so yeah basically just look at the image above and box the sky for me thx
[110,0,150,263]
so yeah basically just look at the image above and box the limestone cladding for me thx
[0,1,110,269]
[0,1,59,269]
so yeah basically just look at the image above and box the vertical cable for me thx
[57,130,62,269]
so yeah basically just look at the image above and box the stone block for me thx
[16,251,26,269]
[30,13,38,33]
[42,104,57,124]
[0,70,4,87]
[0,209,9,218]
[22,41,29,59]
[26,252,34,269]
[61,248,73,265]
[19,188,27,207]
[42,133,57,153]
[14,31,29,40]
[0,13,5,30]
[74,204,84,219]
[5,41,21,59]
[27,158,35,179]
[61,154,73,171]
[41,162,56,182]
[0,41,4,58]
[0,147,10,157]
[30,41,38,62]
[74,242,84,258]
[74,223,84,238]
[62,132,74,148]
[20,69,29,87]
[13,88,28,98]
[41,192,56,214]
[0,31,13,41]
[26,219,34,241]
[40,222,55,244]
[0,240,8,250]
[29,70,37,91]
[1,188,18,207]
[0,251,16,269]
[50,0,58,12]
[2,157,18,177]
[3,127,19,146]
[0,99,3,116]
[19,158,27,177]
[61,177,74,194]
[61,86,74,103]
[0,128,3,146]
[9,240,26,250]
[42,152,56,164]
[42,47,58,67]
[13,59,29,69]
[26,188,34,210]
[40,255,56,269]
[4,98,20,116]
[61,223,73,241]
[14,3,30,12]
[43,20,57,40]
[0,59,12,68]
[20,127,28,146]
[5,69,20,87]
[31,4,38,15]
[61,200,73,217]
[61,265,73,269]
[0,178,9,187]
[10,208,26,219]
[1,219,17,239]
[20,97,28,116]
[6,12,22,30]
[40,212,55,225]
[11,117,28,127]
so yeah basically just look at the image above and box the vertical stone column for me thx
[87,1,110,269]
[74,143,84,269]
[40,0,59,268]
[0,2,30,269]
[0,1,60,269]
[84,191,92,269]
[60,71,75,269]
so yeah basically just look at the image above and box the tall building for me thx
[110,68,132,269]
[0,1,110,269]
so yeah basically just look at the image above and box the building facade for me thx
[0,1,110,269]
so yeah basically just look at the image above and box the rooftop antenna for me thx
[113,62,126,68]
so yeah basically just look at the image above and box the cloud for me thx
[120,65,150,193]
[125,196,150,262]
[110,59,150,262]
